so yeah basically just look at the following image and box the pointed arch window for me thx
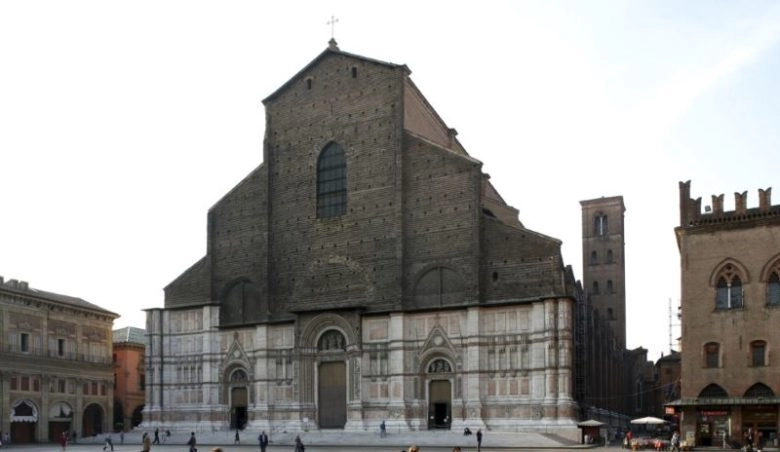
[768,272,780,306]
[317,142,347,218]
[715,265,743,309]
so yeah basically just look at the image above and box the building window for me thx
[139,374,146,391]
[592,281,599,294]
[704,342,720,368]
[59,379,66,393]
[58,339,66,357]
[607,280,614,293]
[316,142,347,218]
[21,376,30,391]
[20,333,30,353]
[751,341,767,367]
[768,272,780,306]
[715,266,743,309]
[607,249,614,263]
[590,251,598,265]
[594,214,608,236]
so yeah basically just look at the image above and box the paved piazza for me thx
[0,444,588,452]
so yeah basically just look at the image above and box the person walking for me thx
[153,428,160,445]
[670,431,680,452]
[120,431,124,445]
[258,430,269,452]
[103,434,114,451]
[234,429,240,445]
[380,420,387,437]
[60,431,68,451]
[294,435,305,452]
[141,432,152,452]
[187,432,197,452]
[476,428,483,452]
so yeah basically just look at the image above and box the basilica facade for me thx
[144,41,579,436]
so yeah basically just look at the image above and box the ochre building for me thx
[673,181,780,447]
[0,276,118,443]
[112,326,146,432]
[144,41,580,437]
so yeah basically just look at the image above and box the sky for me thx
[2,0,780,362]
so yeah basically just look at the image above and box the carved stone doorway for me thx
[317,329,347,428]
[428,379,452,429]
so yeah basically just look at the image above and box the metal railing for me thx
[0,344,113,365]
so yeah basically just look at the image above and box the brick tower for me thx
[580,196,627,349]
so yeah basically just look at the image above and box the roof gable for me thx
[263,39,409,104]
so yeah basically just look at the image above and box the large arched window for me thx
[317,143,347,218]
[715,264,743,309]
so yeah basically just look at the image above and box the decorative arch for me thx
[760,255,780,306]
[220,277,263,325]
[708,258,750,286]
[744,382,774,398]
[317,141,347,218]
[698,383,728,398]
[82,402,104,437]
[299,312,358,349]
[710,260,748,309]
[413,265,465,308]
[11,398,39,422]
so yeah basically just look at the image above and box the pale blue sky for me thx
[1,1,779,361]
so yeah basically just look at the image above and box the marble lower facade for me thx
[142,300,578,439]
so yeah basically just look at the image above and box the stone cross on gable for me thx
[327,15,339,39]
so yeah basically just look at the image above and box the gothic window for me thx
[317,142,347,218]
[220,279,261,326]
[414,266,465,307]
[230,369,248,382]
[592,281,599,294]
[607,249,614,263]
[590,251,598,265]
[594,213,608,236]
[750,341,767,367]
[715,265,743,309]
[427,358,452,373]
[318,330,346,351]
[607,280,614,293]
[768,272,780,306]
[704,342,720,368]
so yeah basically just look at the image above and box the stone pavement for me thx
[2,429,590,451]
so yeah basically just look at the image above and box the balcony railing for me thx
[0,344,112,365]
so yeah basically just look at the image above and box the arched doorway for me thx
[131,405,145,429]
[317,329,347,429]
[49,401,74,441]
[427,358,453,429]
[82,403,104,437]
[113,399,124,432]
[10,399,38,443]
[228,368,249,430]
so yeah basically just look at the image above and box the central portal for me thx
[428,379,452,429]
[318,361,347,428]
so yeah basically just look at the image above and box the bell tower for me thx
[580,196,627,349]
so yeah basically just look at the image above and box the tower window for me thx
[351,67,358,78]
[592,281,599,294]
[306,78,312,90]
[607,280,614,293]
[607,249,613,263]
[317,143,347,218]
[590,251,598,265]
[594,214,608,236]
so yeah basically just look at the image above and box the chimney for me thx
[20,281,29,290]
